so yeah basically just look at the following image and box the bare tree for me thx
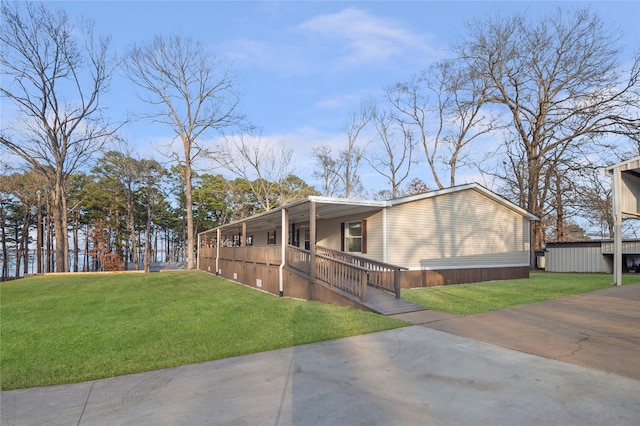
[126,35,245,269]
[0,2,115,272]
[312,144,340,197]
[427,60,498,187]
[574,167,613,239]
[387,75,444,189]
[460,8,640,256]
[213,134,295,212]
[388,59,497,190]
[338,100,373,198]
[366,108,416,198]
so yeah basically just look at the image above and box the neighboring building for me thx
[198,183,537,311]
[544,240,640,274]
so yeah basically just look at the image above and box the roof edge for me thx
[605,156,640,174]
[389,183,538,220]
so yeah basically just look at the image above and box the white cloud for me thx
[221,7,440,75]
[222,38,308,74]
[296,7,438,68]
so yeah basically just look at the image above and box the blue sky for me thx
[7,1,640,193]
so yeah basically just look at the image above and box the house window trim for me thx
[267,230,277,245]
[341,220,367,254]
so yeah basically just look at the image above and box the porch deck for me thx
[363,287,426,315]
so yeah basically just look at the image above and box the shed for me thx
[544,240,640,274]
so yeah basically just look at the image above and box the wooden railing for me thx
[218,246,281,265]
[316,246,405,298]
[287,245,311,276]
[211,244,400,304]
[287,245,368,302]
[316,254,369,302]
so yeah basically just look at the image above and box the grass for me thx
[0,271,406,390]
[402,272,638,315]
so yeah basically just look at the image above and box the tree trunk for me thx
[22,209,30,275]
[73,212,79,272]
[53,176,69,272]
[14,226,21,278]
[128,193,138,270]
[144,199,152,273]
[185,153,195,269]
[1,205,8,280]
[84,224,89,272]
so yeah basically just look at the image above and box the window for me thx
[344,221,362,253]
[246,236,253,246]
[303,229,310,251]
[267,231,276,245]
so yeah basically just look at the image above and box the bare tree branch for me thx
[0,2,116,272]
[125,35,246,269]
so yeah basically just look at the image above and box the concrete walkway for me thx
[2,285,640,426]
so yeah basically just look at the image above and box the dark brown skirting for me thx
[399,266,530,288]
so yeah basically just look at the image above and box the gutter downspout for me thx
[216,228,221,275]
[382,208,387,263]
[279,209,287,297]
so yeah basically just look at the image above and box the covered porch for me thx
[197,197,423,314]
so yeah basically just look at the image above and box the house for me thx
[197,183,537,311]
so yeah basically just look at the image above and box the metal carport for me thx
[606,156,640,285]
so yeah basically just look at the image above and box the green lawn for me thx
[0,271,406,390]
[3,271,635,390]
[402,272,638,315]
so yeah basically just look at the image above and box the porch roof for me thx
[199,183,540,237]
[203,196,386,235]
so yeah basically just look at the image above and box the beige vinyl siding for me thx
[365,212,383,259]
[316,213,383,260]
[385,189,529,269]
[250,231,268,246]
[316,217,343,250]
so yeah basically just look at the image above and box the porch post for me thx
[216,228,221,275]
[196,233,201,270]
[612,167,623,286]
[241,222,247,246]
[279,208,288,297]
[310,201,316,282]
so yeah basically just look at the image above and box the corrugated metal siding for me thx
[601,240,640,254]
[545,246,606,273]
[385,189,529,269]
[621,172,640,214]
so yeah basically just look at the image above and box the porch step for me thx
[364,287,426,316]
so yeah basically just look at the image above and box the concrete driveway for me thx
[2,284,639,426]
[394,282,640,381]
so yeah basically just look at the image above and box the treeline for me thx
[0,152,317,279]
